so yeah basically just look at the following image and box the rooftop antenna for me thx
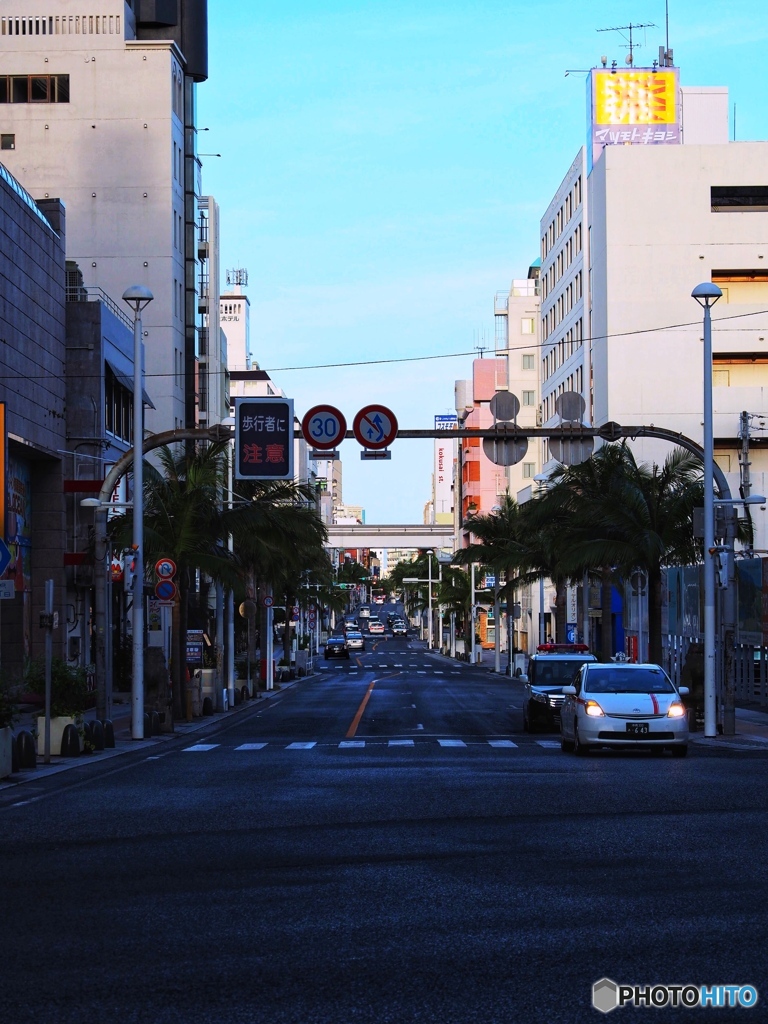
[597,21,656,65]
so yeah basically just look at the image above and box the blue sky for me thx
[198,0,768,523]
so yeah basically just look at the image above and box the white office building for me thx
[539,72,768,549]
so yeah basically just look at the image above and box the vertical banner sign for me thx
[235,398,294,480]
[433,414,457,525]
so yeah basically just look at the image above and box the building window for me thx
[521,318,535,335]
[105,367,133,443]
[1,134,14,150]
[522,391,535,406]
[522,463,536,478]
[522,354,535,370]
[711,186,768,212]
[0,74,69,103]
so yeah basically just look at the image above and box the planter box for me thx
[0,726,12,779]
[36,716,76,756]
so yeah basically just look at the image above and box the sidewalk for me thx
[1,682,292,791]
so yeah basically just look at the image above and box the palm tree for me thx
[228,478,328,680]
[548,445,704,664]
[110,441,237,719]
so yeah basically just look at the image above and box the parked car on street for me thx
[521,645,597,732]
[560,662,689,756]
[324,636,350,660]
[345,631,366,652]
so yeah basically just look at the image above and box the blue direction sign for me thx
[353,404,398,451]
[0,538,11,577]
[235,397,294,480]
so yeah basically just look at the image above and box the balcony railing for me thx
[65,285,132,331]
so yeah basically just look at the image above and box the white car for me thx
[560,663,689,757]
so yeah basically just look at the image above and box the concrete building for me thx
[0,165,68,674]
[0,0,209,435]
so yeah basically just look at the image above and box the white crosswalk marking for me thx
[488,739,518,748]
[388,739,414,746]
[536,740,561,748]
[394,663,403,667]
[286,741,316,749]
[183,744,220,752]
[434,671,444,675]
[339,740,365,748]
[417,671,426,675]
[235,743,267,751]
[437,739,466,747]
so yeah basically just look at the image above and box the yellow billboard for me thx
[590,68,680,163]
[594,69,677,125]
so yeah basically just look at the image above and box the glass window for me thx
[11,77,28,102]
[522,391,535,406]
[522,354,535,370]
[522,463,535,478]
[30,76,48,101]
[0,79,7,103]
[521,318,535,335]
[55,75,69,102]
[1,134,15,150]
[584,666,675,694]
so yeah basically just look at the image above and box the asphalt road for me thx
[3,637,768,1023]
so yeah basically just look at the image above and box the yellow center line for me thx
[346,679,376,738]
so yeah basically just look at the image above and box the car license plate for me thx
[626,722,649,735]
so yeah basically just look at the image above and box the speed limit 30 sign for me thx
[301,405,347,450]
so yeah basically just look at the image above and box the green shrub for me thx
[26,658,90,717]
[0,676,19,729]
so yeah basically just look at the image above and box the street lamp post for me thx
[122,285,153,741]
[427,550,433,650]
[692,281,722,739]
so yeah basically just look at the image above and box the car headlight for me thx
[531,691,549,704]
[585,700,605,717]
[667,702,686,718]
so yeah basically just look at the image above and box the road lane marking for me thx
[286,741,316,749]
[339,740,365,748]
[183,744,219,752]
[536,740,561,748]
[434,671,444,675]
[235,743,268,751]
[437,739,467,747]
[388,739,414,746]
[488,740,518,748]
[346,679,376,738]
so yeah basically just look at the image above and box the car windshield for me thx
[534,660,590,686]
[585,667,676,694]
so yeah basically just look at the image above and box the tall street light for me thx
[692,281,722,739]
[427,549,434,649]
[123,285,154,740]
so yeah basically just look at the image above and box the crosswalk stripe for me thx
[437,739,466,747]
[285,741,317,749]
[417,671,426,675]
[488,739,518,748]
[434,671,444,675]
[235,743,267,751]
[388,739,414,746]
[183,744,220,752]
[339,740,365,748]
[536,740,561,748]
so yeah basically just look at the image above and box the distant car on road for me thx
[368,620,385,635]
[391,621,408,638]
[521,645,597,732]
[560,662,689,756]
[345,631,366,651]
[324,636,349,660]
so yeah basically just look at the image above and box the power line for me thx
[0,307,765,383]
